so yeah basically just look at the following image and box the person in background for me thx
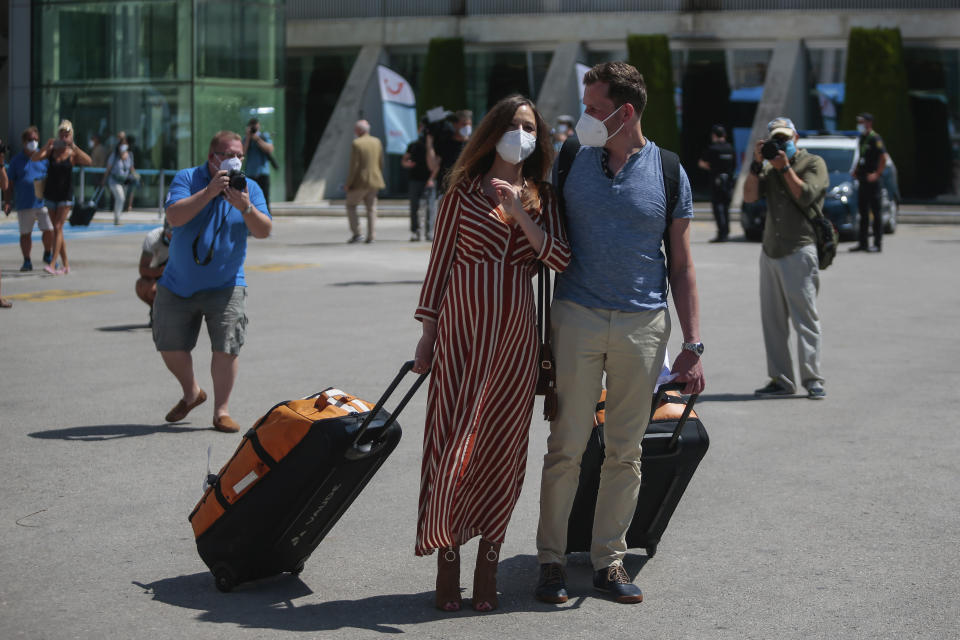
[697,124,735,242]
[743,116,828,400]
[4,126,54,271]
[103,131,136,225]
[32,119,92,275]
[401,117,438,241]
[344,119,385,244]
[89,133,109,168]
[0,156,11,308]
[243,118,275,207]
[849,112,886,253]
[552,114,575,152]
[136,219,173,325]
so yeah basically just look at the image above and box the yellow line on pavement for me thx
[246,263,320,272]
[6,289,114,302]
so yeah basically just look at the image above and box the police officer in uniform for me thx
[698,124,735,242]
[850,112,886,253]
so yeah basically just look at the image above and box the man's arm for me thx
[253,133,274,155]
[165,170,229,227]
[138,251,164,279]
[223,186,271,239]
[667,218,705,395]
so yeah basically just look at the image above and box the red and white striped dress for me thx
[414,175,571,556]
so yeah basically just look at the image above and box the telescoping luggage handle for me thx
[346,361,429,460]
[651,381,700,450]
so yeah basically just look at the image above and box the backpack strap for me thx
[659,147,681,281]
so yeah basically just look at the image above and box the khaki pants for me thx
[759,245,822,392]
[536,299,669,570]
[346,188,378,239]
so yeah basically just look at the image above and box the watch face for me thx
[685,342,704,356]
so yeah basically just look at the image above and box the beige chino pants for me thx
[345,188,378,240]
[537,299,669,570]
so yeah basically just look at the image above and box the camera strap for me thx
[192,209,227,266]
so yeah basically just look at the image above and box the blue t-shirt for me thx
[245,132,272,177]
[8,152,47,211]
[555,141,694,312]
[159,163,270,297]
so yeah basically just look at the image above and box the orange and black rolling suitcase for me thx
[189,361,427,592]
[565,382,708,558]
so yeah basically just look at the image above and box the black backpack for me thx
[555,137,681,275]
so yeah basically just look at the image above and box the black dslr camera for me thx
[761,138,787,160]
[227,169,246,191]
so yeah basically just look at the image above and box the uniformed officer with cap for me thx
[698,124,735,242]
[850,112,886,253]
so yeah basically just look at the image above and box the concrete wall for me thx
[536,42,585,128]
[295,45,385,203]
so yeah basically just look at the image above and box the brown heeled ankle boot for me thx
[435,546,462,612]
[472,539,501,612]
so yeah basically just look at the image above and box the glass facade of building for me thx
[32,0,286,204]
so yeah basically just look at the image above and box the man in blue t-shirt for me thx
[243,118,275,206]
[154,130,272,433]
[4,126,54,271]
[535,62,706,606]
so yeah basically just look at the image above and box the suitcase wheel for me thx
[645,544,657,558]
[213,564,238,593]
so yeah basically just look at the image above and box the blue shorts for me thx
[44,199,73,210]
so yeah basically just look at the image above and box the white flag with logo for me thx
[378,65,416,106]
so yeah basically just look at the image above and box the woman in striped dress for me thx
[411,95,571,612]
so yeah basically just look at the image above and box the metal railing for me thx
[287,0,960,19]
[76,167,178,218]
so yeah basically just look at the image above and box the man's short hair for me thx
[248,117,259,127]
[583,61,647,117]
[209,130,241,150]
[21,125,39,142]
[355,120,370,134]
[711,124,727,139]
[857,112,874,122]
[455,110,473,122]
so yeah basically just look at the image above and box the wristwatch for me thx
[779,164,791,174]
[243,204,254,216]
[681,341,705,357]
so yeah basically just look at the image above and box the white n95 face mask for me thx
[574,104,625,147]
[496,128,537,165]
[220,156,242,173]
[25,140,39,152]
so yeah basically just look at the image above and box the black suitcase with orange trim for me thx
[565,382,708,558]
[189,361,427,592]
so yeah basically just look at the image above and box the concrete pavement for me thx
[1,214,958,639]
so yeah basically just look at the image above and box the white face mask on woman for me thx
[496,128,537,165]
[574,104,625,147]
[25,140,39,152]
[118,144,129,153]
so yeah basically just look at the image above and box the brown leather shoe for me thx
[212,414,240,433]
[164,390,207,422]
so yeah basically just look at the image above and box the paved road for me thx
[1,214,958,639]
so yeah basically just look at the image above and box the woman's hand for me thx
[490,178,526,220]
[412,322,437,374]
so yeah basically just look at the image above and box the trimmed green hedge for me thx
[420,38,467,117]
[627,34,680,154]
[842,27,915,194]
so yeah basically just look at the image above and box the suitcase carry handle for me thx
[651,381,699,451]
[346,361,428,460]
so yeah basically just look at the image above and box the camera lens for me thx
[761,139,784,160]
[227,169,246,191]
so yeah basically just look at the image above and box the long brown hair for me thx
[445,94,555,210]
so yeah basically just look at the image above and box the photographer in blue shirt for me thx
[243,118,275,206]
[154,130,272,433]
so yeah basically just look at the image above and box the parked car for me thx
[740,133,900,241]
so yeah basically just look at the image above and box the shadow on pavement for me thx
[29,423,203,441]
[330,280,422,287]
[696,392,807,402]
[97,323,151,332]
[136,555,589,633]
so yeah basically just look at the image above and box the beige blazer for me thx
[346,133,386,191]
